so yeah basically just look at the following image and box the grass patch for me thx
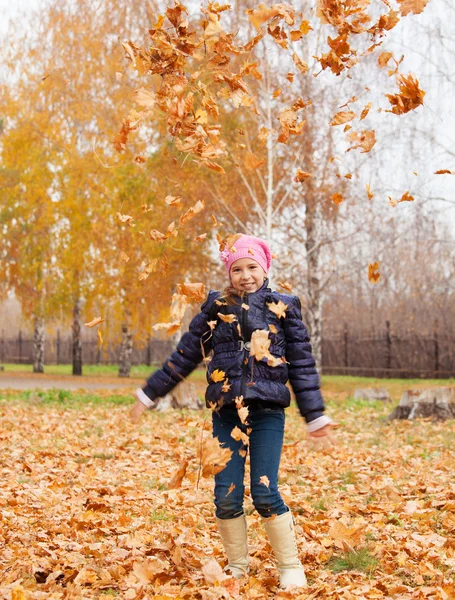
[150,508,173,522]
[327,547,378,574]
[1,389,133,407]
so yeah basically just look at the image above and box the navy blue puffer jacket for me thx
[142,280,325,423]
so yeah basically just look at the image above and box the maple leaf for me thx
[237,406,249,424]
[152,321,182,335]
[97,329,103,349]
[164,195,182,207]
[397,0,430,16]
[386,74,425,115]
[378,51,394,68]
[435,170,453,175]
[84,317,104,328]
[179,200,205,226]
[211,369,226,383]
[177,282,206,302]
[250,330,271,362]
[168,460,188,489]
[226,482,236,497]
[247,4,295,30]
[133,87,155,108]
[292,53,309,74]
[366,184,374,200]
[231,426,250,446]
[368,262,380,284]
[278,281,293,292]
[217,313,237,323]
[267,301,288,318]
[294,170,312,182]
[201,558,228,584]
[119,251,130,263]
[330,111,356,126]
[332,192,344,205]
[259,475,270,489]
[116,212,134,224]
[199,436,233,477]
[221,379,232,392]
[360,102,372,120]
[346,129,376,153]
[389,190,414,206]
[138,259,158,281]
[149,229,167,241]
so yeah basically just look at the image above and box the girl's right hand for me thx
[130,399,147,423]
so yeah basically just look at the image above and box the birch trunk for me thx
[33,316,45,373]
[304,203,323,371]
[118,322,133,378]
[72,298,83,376]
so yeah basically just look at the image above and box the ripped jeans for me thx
[212,403,289,520]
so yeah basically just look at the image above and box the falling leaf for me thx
[120,251,130,262]
[179,200,205,226]
[177,282,206,302]
[241,303,249,310]
[207,320,217,330]
[389,190,414,206]
[244,151,266,171]
[346,130,376,153]
[269,324,278,334]
[278,281,293,292]
[196,233,208,242]
[385,74,425,115]
[133,87,155,108]
[198,437,233,477]
[84,317,104,328]
[211,369,226,383]
[225,483,236,499]
[294,170,312,182]
[237,406,249,424]
[259,475,270,489]
[138,259,158,281]
[267,301,288,319]
[378,51,394,68]
[397,0,430,16]
[117,212,134,224]
[435,170,453,175]
[221,379,232,392]
[149,229,167,241]
[168,460,188,489]
[217,313,237,323]
[368,262,380,284]
[366,184,374,200]
[360,102,372,120]
[292,53,309,74]
[231,426,250,446]
[165,195,182,207]
[152,321,182,335]
[330,111,356,126]
[97,329,103,349]
[332,192,344,205]
[133,155,146,164]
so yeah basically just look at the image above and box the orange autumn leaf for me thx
[195,233,208,242]
[386,74,425,115]
[149,229,167,241]
[389,190,414,207]
[360,102,372,120]
[168,460,188,489]
[177,282,206,302]
[378,51,394,68]
[330,111,356,126]
[435,170,453,175]
[152,321,182,335]
[368,262,381,284]
[226,482,236,497]
[278,281,293,292]
[259,475,270,489]
[397,0,430,16]
[267,300,288,319]
[116,212,134,224]
[294,170,312,182]
[244,151,266,171]
[346,130,376,153]
[198,436,233,477]
[84,317,104,328]
[217,313,237,323]
[366,184,374,200]
[164,195,182,207]
[97,329,103,348]
[332,192,344,205]
[231,425,250,446]
[179,200,205,226]
[119,251,130,263]
[211,369,226,383]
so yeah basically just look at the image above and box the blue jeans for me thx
[212,404,289,520]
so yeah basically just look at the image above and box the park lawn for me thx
[1,389,455,598]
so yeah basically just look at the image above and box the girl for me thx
[130,234,334,589]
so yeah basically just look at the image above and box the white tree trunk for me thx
[33,316,45,373]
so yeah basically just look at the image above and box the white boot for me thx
[263,510,307,589]
[216,514,249,579]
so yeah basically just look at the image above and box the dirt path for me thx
[0,371,143,392]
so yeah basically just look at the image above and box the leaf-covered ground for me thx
[1,385,455,599]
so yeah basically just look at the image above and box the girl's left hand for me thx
[308,424,338,447]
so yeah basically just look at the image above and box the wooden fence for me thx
[0,323,454,378]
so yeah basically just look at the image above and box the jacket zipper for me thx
[240,294,249,397]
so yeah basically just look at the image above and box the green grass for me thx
[0,389,133,407]
[327,547,378,574]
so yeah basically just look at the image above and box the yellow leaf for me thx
[267,301,288,319]
[217,313,237,323]
[84,317,104,328]
[259,475,270,489]
[211,369,226,383]
[330,111,356,126]
[97,329,103,348]
[368,262,380,284]
[198,436,233,477]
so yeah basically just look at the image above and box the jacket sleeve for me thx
[283,295,325,423]
[141,290,219,403]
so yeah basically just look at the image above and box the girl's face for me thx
[230,258,266,293]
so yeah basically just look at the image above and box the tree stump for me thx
[353,388,391,402]
[154,382,203,411]
[388,388,455,421]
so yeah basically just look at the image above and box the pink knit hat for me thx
[220,234,273,275]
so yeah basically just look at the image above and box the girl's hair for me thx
[219,284,245,306]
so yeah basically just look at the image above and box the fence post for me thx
[18,329,22,364]
[434,320,439,378]
[343,322,349,374]
[146,334,151,366]
[385,320,392,376]
[56,330,61,365]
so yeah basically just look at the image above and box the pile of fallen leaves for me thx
[1,389,455,599]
